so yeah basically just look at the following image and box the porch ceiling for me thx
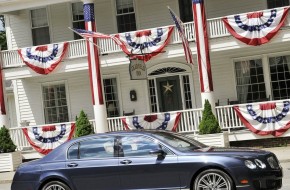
[0,0,74,13]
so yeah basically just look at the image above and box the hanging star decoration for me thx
[163,81,173,93]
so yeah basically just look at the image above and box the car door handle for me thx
[67,163,78,168]
[120,160,132,165]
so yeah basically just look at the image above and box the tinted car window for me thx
[78,137,115,159]
[120,135,162,157]
[68,143,79,159]
[151,132,207,152]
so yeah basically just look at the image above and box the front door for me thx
[118,135,180,190]
[156,76,182,112]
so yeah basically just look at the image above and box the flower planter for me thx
[187,132,229,147]
[0,151,22,172]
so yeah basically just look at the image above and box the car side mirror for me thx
[149,149,166,159]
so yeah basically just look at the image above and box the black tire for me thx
[41,181,71,190]
[194,169,233,190]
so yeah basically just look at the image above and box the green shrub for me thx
[0,126,16,153]
[74,110,94,138]
[199,100,221,134]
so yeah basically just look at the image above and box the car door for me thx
[66,136,120,190]
[117,134,180,190]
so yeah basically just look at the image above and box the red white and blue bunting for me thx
[222,7,289,46]
[22,123,75,155]
[234,101,290,137]
[115,26,174,62]
[122,112,181,131]
[18,42,69,75]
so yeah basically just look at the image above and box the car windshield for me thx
[151,132,208,152]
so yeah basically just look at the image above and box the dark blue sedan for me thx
[12,130,283,190]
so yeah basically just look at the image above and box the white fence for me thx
[6,100,268,151]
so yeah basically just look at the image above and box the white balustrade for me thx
[2,9,290,68]
[8,99,288,151]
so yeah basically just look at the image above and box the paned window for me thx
[103,78,120,117]
[269,55,290,100]
[42,83,69,124]
[72,2,85,40]
[182,75,192,109]
[235,59,267,103]
[178,0,193,22]
[148,79,158,113]
[115,0,136,33]
[267,0,289,8]
[31,8,50,46]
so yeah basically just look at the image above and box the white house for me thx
[0,0,290,157]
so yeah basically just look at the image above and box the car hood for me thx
[189,146,272,158]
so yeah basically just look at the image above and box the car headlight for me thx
[254,159,266,169]
[245,160,256,169]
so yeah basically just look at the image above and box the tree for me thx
[199,100,221,134]
[0,126,16,153]
[74,110,94,137]
[0,15,7,50]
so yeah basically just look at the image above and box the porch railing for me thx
[2,7,290,68]
[8,99,287,151]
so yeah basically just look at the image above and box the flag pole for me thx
[68,27,104,51]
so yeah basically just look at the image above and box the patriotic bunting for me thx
[122,112,181,131]
[223,7,289,46]
[234,101,290,137]
[18,42,69,75]
[115,26,174,62]
[22,123,75,155]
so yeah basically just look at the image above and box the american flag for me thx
[72,28,111,38]
[168,6,193,65]
[71,28,122,45]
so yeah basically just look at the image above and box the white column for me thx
[82,0,108,133]
[0,47,8,128]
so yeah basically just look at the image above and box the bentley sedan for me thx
[12,130,283,190]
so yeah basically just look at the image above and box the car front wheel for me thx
[41,181,71,190]
[194,169,233,190]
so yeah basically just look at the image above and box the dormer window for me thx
[30,8,50,46]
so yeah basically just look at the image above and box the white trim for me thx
[262,54,272,99]
[231,57,238,101]
[232,54,263,62]
[147,62,192,75]
[12,80,21,127]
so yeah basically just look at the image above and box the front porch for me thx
[9,99,290,159]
